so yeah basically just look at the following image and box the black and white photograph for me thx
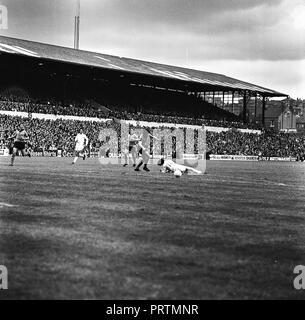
[0,0,305,304]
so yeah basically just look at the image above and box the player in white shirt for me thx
[134,128,157,172]
[123,129,141,167]
[157,158,202,176]
[72,129,89,164]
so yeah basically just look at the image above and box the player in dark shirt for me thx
[9,124,29,166]
[134,127,159,172]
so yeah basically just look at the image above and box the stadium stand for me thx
[0,88,261,129]
[1,36,300,160]
[0,36,287,97]
[0,35,287,130]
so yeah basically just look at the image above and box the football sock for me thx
[135,160,143,170]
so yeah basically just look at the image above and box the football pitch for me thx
[0,157,304,300]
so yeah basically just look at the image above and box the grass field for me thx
[0,156,305,300]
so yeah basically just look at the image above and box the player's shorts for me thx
[128,142,137,152]
[129,145,136,152]
[75,144,85,152]
[13,141,26,150]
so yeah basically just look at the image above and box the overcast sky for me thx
[0,0,304,98]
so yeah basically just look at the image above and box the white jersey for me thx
[162,159,188,173]
[162,159,202,175]
[75,133,88,151]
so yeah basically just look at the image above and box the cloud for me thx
[102,0,283,25]
[80,0,284,37]
[79,0,304,61]
[1,0,303,61]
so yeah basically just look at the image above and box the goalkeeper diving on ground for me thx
[157,158,203,177]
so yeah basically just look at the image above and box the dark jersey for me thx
[13,130,29,142]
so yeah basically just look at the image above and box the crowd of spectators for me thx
[1,114,304,158]
[206,129,305,157]
[0,95,106,118]
[110,109,261,129]
[0,96,261,130]
[0,114,101,152]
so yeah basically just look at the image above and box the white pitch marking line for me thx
[0,202,17,208]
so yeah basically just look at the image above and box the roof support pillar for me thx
[232,91,234,114]
[262,96,266,127]
[254,93,257,120]
[243,92,247,123]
